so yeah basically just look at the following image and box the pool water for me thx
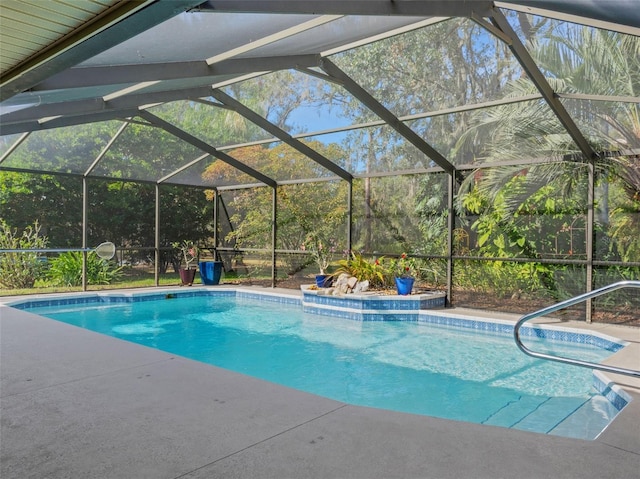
[29,295,623,439]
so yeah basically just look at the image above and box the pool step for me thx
[548,395,621,439]
[483,396,548,428]
[483,395,603,437]
[512,397,588,434]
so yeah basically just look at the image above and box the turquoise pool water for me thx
[27,294,623,439]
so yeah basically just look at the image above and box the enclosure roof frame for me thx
[1,1,638,186]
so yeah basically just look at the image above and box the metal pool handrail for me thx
[514,280,640,378]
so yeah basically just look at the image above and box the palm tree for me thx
[455,21,640,262]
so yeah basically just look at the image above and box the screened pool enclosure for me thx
[1,1,639,323]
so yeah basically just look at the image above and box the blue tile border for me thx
[593,371,632,411]
[7,288,627,354]
[8,288,237,309]
[301,290,625,353]
[236,290,300,305]
[416,313,626,352]
[418,312,515,335]
[522,326,624,352]
[300,289,446,321]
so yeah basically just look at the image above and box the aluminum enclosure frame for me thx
[1,1,638,315]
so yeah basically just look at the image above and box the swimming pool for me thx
[13,289,630,440]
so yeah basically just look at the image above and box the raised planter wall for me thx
[301,287,446,321]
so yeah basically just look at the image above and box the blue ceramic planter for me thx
[315,274,333,288]
[199,261,223,285]
[394,277,414,295]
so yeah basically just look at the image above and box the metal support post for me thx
[82,177,88,291]
[347,179,353,254]
[155,184,160,287]
[271,186,277,288]
[213,188,219,260]
[586,162,595,322]
[446,172,455,305]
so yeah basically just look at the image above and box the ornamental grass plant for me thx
[334,252,419,290]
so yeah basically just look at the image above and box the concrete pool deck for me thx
[1,287,639,478]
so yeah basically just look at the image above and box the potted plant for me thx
[391,253,416,295]
[173,240,199,286]
[302,232,336,287]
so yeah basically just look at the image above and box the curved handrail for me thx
[514,280,640,378]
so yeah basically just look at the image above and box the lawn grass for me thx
[0,267,284,297]
[0,272,175,297]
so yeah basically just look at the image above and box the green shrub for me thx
[454,259,554,299]
[0,219,48,288]
[47,251,123,286]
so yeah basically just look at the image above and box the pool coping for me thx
[2,286,639,478]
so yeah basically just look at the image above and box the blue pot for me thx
[199,261,223,285]
[394,277,414,295]
[315,274,333,288]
